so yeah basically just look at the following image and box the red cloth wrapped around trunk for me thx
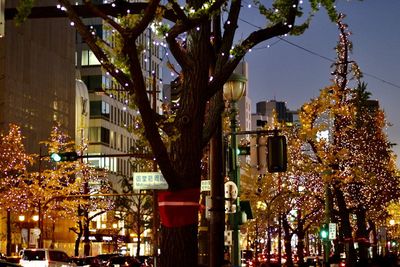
[158,188,200,227]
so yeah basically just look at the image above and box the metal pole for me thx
[38,147,43,248]
[150,73,160,267]
[6,209,11,255]
[209,120,225,267]
[229,100,241,267]
[323,182,332,267]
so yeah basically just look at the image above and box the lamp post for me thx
[223,73,247,267]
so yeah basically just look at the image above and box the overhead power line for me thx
[239,18,400,90]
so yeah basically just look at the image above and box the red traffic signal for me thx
[267,135,287,173]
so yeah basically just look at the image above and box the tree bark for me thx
[160,224,198,267]
[209,124,225,267]
[355,208,369,265]
[297,224,306,267]
[368,219,378,258]
[333,183,356,267]
[282,216,294,267]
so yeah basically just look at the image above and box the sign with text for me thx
[329,223,337,240]
[133,172,168,190]
[201,180,211,192]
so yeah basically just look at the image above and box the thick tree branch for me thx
[84,0,126,35]
[59,0,131,88]
[208,0,299,100]
[165,22,193,69]
[218,0,242,66]
[125,44,180,188]
[201,90,225,148]
[131,0,161,37]
[166,0,227,70]
[167,0,190,23]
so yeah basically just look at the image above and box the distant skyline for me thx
[240,0,400,166]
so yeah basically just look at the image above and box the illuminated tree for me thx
[281,125,325,267]
[0,124,33,255]
[114,139,154,257]
[17,0,340,265]
[242,119,325,267]
[300,15,399,266]
[0,124,34,212]
[1,123,114,255]
[39,125,115,257]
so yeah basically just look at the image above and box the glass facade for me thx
[90,101,110,119]
[89,126,110,145]
[81,49,101,66]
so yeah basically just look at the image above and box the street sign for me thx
[205,195,211,219]
[201,180,211,192]
[133,172,168,190]
[224,230,232,246]
[225,201,237,213]
[329,223,337,240]
[224,181,238,199]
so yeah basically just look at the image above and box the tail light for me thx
[340,262,346,267]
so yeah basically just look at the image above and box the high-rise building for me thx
[254,99,298,126]
[76,22,163,184]
[75,17,163,256]
[235,62,252,132]
[0,5,76,155]
[0,2,76,255]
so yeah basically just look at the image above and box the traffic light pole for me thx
[225,128,286,267]
[228,100,240,267]
[323,182,332,267]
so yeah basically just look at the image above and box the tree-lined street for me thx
[1,0,400,267]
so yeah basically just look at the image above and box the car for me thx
[106,256,140,267]
[135,256,152,267]
[304,256,323,267]
[95,254,120,267]
[19,249,76,267]
[0,259,21,267]
[71,256,101,267]
[3,257,21,265]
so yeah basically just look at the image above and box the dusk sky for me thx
[239,0,400,166]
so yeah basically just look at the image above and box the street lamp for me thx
[223,73,247,267]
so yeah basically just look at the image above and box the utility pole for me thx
[151,73,160,267]
[209,117,225,267]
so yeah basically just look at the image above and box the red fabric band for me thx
[158,188,200,227]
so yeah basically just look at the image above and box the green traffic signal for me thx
[50,151,79,162]
[320,224,329,240]
[50,153,62,162]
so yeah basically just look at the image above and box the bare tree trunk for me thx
[282,216,294,267]
[297,225,306,267]
[160,224,198,267]
[333,183,356,267]
[75,233,82,257]
[6,209,11,256]
[368,219,378,258]
[209,123,225,267]
[355,208,369,265]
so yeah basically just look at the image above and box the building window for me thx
[89,127,110,145]
[81,49,101,66]
[82,75,102,91]
[90,101,110,120]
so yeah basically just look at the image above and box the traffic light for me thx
[320,223,329,240]
[267,135,287,173]
[237,145,250,155]
[50,151,79,162]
